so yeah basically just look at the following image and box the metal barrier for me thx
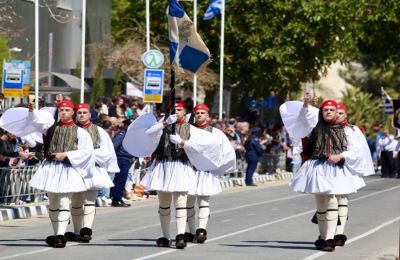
[258,153,286,174]
[0,166,44,205]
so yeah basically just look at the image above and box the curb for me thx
[219,171,294,189]
[0,204,48,221]
[0,172,294,222]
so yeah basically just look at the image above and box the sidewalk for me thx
[0,171,294,222]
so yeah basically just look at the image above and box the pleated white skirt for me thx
[188,171,222,196]
[84,166,114,190]
[140,159,195,192]
[289,159,365,195]
[30,160,87,193]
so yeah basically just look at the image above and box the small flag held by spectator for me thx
[203,0,223,20]
[381,87,393,114]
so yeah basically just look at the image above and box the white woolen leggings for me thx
[47,192,72,235]
[335,195,349,235]
[186,195,210,234]
[158,191,187,239]
[71,190,97,233]
[315,194,338,240]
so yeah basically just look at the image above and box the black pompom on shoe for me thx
[321,239,336,252]
[334,234,347,247]
[79,227,92,243]
[314,238,325,250]
[156,237,170,247]
[185,232,195,243]
[53,235,67,248]
[64,232,79,242]
[195,228,207,244]
[45,235,56,247]
[175,234,187,249]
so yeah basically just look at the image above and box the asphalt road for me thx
[0,176,399,260]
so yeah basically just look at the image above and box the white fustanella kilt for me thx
[83,166,114,190]
[188,170,222,196]
[289,159,365,195]
[141,159,196,192]
[30,160,87,193]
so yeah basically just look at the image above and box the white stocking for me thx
[48,193,60,235]
[71,192,84,234]
[174,192,187,235]
[198,196,210,229]
[83,190,98,229]
[335,195,348,235]
[315,194,338,240]
[157,191,172,239]
[57,193,72,235]
[186,195,196,234]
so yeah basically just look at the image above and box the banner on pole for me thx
[143,69,164,103]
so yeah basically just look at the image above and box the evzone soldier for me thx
[127,101,222,249]
[65,103,118,243]
[280,92,374,252]
[27,100,94,248]
[185,104,236,243]
[332,102,374,246]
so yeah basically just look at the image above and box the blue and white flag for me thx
[203,0,223,20]
[381,87,393,114]
[168,0,210,74]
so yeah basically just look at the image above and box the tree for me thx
[90,57,105,105]
[112,68,124,96]
[110,0,400,104]
[340,87,381,133]
[0,33,11,85]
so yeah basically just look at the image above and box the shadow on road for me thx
[0,238,46,247]
[220,240,317,250]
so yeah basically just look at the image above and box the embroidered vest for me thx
[85,124,101,149]
[48,124,79,154]
[203,125,213,133]
[154,122,190,161]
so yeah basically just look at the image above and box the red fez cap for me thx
[74,103,90,111]
[320,99,338,109]
[194,104,209,112]
[58,100,74,109]
[175,101,186,109]
[336,103,347,111]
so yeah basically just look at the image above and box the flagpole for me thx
[146,0,150,51]
[193,0,198,106]
[34,0,39,109]
[218,0,225,120]
[171,67,176,134]
[381,87,386,130]
[80,0,86,103]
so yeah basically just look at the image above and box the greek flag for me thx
[381,87,393,114]
[204,0,223,20]
[168,0,210,74]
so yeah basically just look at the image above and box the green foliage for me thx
[110,0,400,100]
[112,68,124,96]
[90,57,105,105]
[0,33,11,85]
[340,87,381,133]
[70,91,80,105]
